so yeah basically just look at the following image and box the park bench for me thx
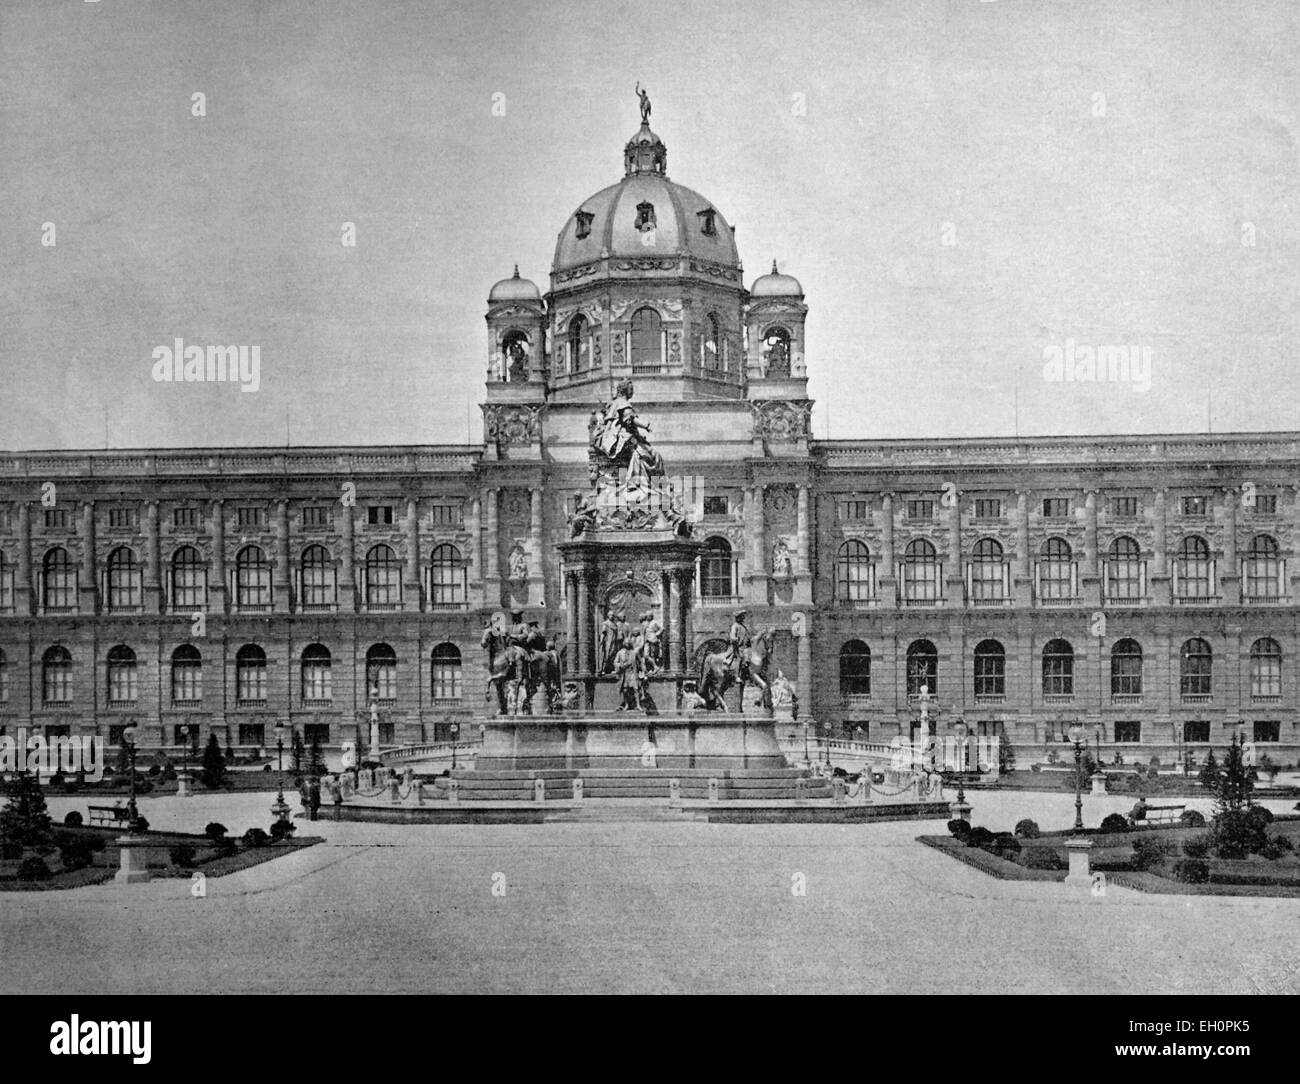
[87,805,132,828]
[1132,803,1185,825]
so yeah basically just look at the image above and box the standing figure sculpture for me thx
[598,606,620,675]
[481,618,527,717]
[698,625,776,713]
[635,82,651,124]
[589,380,665,499]
[614,637,640,711]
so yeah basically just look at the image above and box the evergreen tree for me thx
[224,734,235,765]
[116,740,131,777]
[0,772,54,849]
[308,735,327,778]
[200,733,227,789]
[1197,748,1220,791]
[1214,738,1255,815]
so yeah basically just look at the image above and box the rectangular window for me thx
[974,655,1005,697]
[1109,496,1140,517]
[172,507,199,528]
[108,663,137,704]
[304,723,330,746]
[236,507,265,528]
[172,661,202,704]
[238,723,266,749]
[703,496,729,517]
[838,500,868,522]
[1183,720,1210,743]
[1181,495,1208,516]
[1253,720,1280,743]
[378,722,396,745]
[172,561,206,610]
[429,503,463,527]
[107,507,139,529]
[301,506,331,528]
[1114,720,1141,743]
[906,499,933,520]
[367,505,394,525]
[1254,494,1277,515]
[1041,498,1071,518]
[973,499,1002,519]
[0,505,10,530]
[237,663,267,704]
[44,508,71,530]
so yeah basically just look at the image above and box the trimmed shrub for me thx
[269,819,297,842]
[241,827,270,849]
[1022,847,1066,871]
[62,811,84,827]
[1030,764,1042,773]
[131,816,149,833]
[1247,805,1274,826]
[1260,839,1290,861]
[1172,858,1209,884]
[18,856,52,881]
[1100,813,1130,834]
[1210,809,1268,859]
[59,842,94,871]
[146,765,160,777]
[0,841,23,860]
[168,843,197,868]
[1131,837,1175,871]
[1181,834,1211,859]
[990,833,1021,859]
[1013,818,1041,839]
[204,822,228,843]
[1179,809,1206,828]
[966,826,995,849]
[1149,755,1161,770]
[947,819,971,839]
[213,838,238,858]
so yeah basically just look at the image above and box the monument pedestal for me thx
[114,835,151,885]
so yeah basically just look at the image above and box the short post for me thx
[1090,772,1108,796]
[388,777,400,803]
[668,778,681,807]
[414,782,424,805]
[340,774,353,798]
[832,777,846,804]
[707,777,719,803]
[114,836,151,885]
[403,767,413,788]
[795,777,807,803]
[572,777,584,804]
[533,777,545,803]
[448,777,460,803]
[1064,837,1094,887]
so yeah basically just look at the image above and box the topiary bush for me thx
[1131,837,1175,871]
[59,842,94,871]
[1179,809,1206,827]
[18,856,52,881]
[1100,813,1130,834]
[1013,818,1041,839]
[204,822,228,843]
[990,833,1021,860]
[168,843,197,868]
[1247,805,1274,826]
[947,819,971,839]
[1210,809,1268,859]
[1022,847,1066,871]
[1181,834,1211,859]
[241,827,270,849]
[1172,858,1209,884]
[269,819,297,842]
[966,826,995,849]
[0,841,23,860]
[62,811,84,827]
[214,838,238,858]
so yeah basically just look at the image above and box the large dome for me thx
[552,123,740,275]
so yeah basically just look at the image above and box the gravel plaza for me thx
[2,789,1297,996]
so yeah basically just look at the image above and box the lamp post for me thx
[122,723,140,829]
[1067,724,1085,831]
[802,719,810,768]
[271,720,289,824]
[953,720,968,806]
[177,723,191,797]
[823,721,832,766]
[450,722,460,770]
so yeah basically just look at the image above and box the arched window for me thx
[0,648,8,704]
[431,643,462,701]
[301,643,332,703]
[300,544,334,609]
[1042,639,1074,697]
[235,545,271,610]
[42,548,75,610]
[1244,535,1280,599]
[364,544,401,609]
[1175,535,1213,598]
[903,539,939,602]
[502,330,530,383]
[763,326,791,379]
[630,307,662,372]
[906,639,938,697]
[430,544,465,608]
[568,314,590,374]
[699,537,734,599]
[1180,638,1212,698]
[1111,638,1143,697]
[0,551,12,612]
[970,539,1005,602]
[171,545,206,610]
[42,645,72,704]
[107,645,137,704]
[1106,536,1143,600]
[836,539,873,602]
[235,643,267,704]
[702,313,721,371]
[105,547,142,611]
[366,643,398,703]
[839,640,871,696]
[1250,637,1282,698]
[974,639,1005,697]
[1038,537,1074,600]
[171,644,202,704]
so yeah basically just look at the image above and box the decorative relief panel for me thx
[750,400,812,442]
[482,405,542,446]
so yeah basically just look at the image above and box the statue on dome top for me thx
[635,82,651,125]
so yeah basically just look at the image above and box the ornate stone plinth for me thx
[1064,837,1094,886]
[114,835,151,885]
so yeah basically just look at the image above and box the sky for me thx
[1,0,1298,450]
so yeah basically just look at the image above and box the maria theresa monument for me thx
[0,93,1296,768]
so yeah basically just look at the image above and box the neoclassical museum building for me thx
[1,114,1297,764]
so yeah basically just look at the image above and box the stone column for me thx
[576,572,590,675]
[1150,488,1170,604]
[483,488,500,608]
[565,572,578,669]
[338,499,355,613]
[670,569,684,672]
[1082,490,1100,606]
[79,500,97,612]
[681,568,695,670]
[796,614,812,724]
[661,570,674,672]
[529,487,544,604]
[1221,487,1240,605]
[1014,490,1032,606]
[404,496,421,611]
[209,499,226,613]
[794,484,811,603]
[273,499,290,613]
[879,493,895,605]
[745,485,766,605]
[144,500,162,613]
[16,502,32,614]
[945,490,964,605]
[467,495,483,607]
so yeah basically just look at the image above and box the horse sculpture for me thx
[697,626,776,713]
[481,627,530,717]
